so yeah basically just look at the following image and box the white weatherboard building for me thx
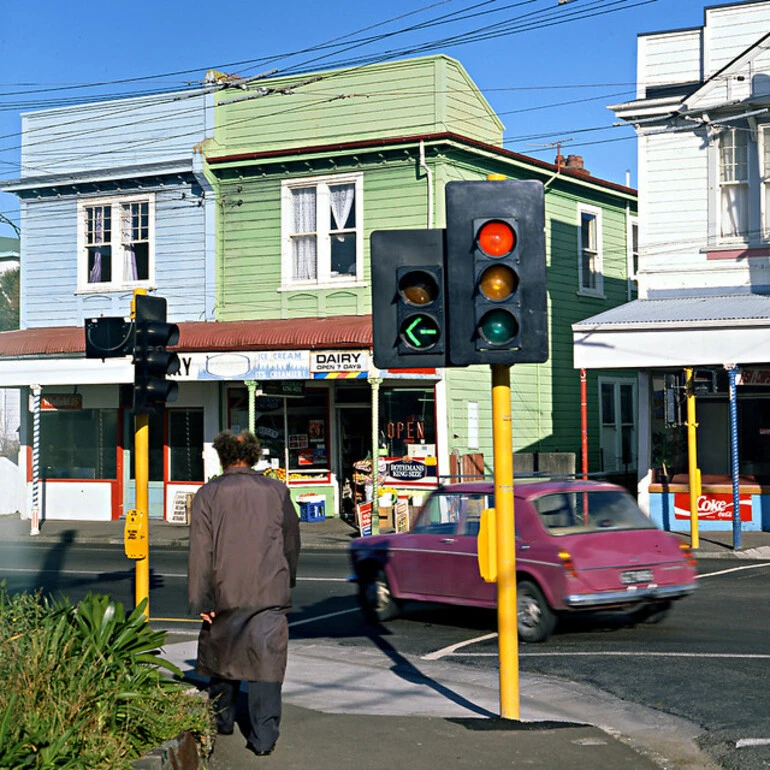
[574,0,770,534]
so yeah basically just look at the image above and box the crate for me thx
[299,495,326,522]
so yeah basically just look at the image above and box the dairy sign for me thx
[311,350,370,378]
[674,493,752,522]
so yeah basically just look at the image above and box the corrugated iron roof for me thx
[572,295,770,332]
[0,316,373,359]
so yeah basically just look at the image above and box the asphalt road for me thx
[2,542,770,769]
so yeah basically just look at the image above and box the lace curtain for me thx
[122,204,138,282]
[88,208,103,283]
[291,187,317,280]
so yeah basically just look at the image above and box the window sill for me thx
[76,282,155,295]
[577,289,605,299]
[278,280,367,292]
[705,245,770,260]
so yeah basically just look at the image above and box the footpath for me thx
[4,513,770,769]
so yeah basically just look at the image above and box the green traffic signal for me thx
[478,309,519,346]
[400,313,441,350]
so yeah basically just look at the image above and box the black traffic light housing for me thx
[445,179,548,366]
[133,294,180,414]
[371,229,447,368]
[85,317,134,360]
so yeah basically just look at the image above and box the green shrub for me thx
[0,585,214,769]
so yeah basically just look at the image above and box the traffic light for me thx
[85,317,134,360]
[445,179,548,366]
[133,294,180,414]
[370,229,447,368]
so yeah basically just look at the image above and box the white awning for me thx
[572,295,770,369]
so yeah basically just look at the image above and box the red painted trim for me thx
[706,247,770,260]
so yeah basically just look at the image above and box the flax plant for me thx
[0,585,214,769]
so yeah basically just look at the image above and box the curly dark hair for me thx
[212,430,262,469]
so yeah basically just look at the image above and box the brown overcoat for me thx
[188,467,301,682]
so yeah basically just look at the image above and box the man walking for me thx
[188,429,301,757]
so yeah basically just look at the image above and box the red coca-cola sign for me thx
[674,493,752,522]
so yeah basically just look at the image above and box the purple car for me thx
[349,479,698,642]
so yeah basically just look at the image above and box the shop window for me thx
[281,174,363,287]
[168,409,204,482]
[738,398,770,477]
[379,387,436,457]
[38,409,118,479]
[227,386,330,475]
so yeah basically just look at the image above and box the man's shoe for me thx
[247,742,275,756]
[216,725,234,736]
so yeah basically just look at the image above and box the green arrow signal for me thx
[401,314,440,350]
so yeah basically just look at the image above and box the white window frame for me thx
[76,194,155,292]
[577,204,603,297]
[718,127,750,242]
[761,125,770,240]
[598,376,637,473]
[280,173,364,289]
[627,214,639,288]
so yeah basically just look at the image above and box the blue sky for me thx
[0,0,734,239]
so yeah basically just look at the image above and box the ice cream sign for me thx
[674,493,752,521]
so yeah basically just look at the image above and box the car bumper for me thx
[564,581,697,609]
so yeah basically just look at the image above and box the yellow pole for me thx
[492,363,519,720]
[132,288,150,617]
[134,413,150,617]
[685,368,700,550]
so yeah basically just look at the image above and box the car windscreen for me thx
[533,490,657,535]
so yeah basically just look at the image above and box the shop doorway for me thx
[336,404,371,518]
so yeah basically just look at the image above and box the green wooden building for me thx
[201,55,638,517]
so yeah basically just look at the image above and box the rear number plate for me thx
[620,569,653,585]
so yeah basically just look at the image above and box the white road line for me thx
[736,738,770,748]
[288,608,359,628]
[697,562,770,579]
[422,632,498,660]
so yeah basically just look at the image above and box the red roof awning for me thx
[0,316,374,358]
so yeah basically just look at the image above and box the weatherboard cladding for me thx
[573,295,770,331]
[0,316,372,359]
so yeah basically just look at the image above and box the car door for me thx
[388,491,466,600]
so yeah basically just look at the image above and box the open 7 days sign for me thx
[673,493,752,522]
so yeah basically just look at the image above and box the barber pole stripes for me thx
[30,385,41,536]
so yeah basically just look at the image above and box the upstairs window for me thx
[719,128,748,239]
[79,196,154,291]
[281,174,363,287]
[578,206,603,296]
[628,216,639,287]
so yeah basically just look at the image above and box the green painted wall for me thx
[207,55,637,477]
[211,55,503,158]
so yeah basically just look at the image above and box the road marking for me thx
[697,563,770,579]
[433,650,770,659]
[289,608,359,628]
[422,632,498,660]
[736,738,770,748]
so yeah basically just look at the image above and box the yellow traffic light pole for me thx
[684,368,701,550]
[130,289,150,618]
[492,363,519,720]
[134,413,150,615]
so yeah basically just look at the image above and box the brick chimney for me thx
[564,154,590,177]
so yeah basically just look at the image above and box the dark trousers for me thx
[209,677,282,752]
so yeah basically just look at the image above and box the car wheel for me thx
[359,569,401,622]
[631,601,671,625]
[517,580,556,643]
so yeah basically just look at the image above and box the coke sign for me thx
[673,493,752,522]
